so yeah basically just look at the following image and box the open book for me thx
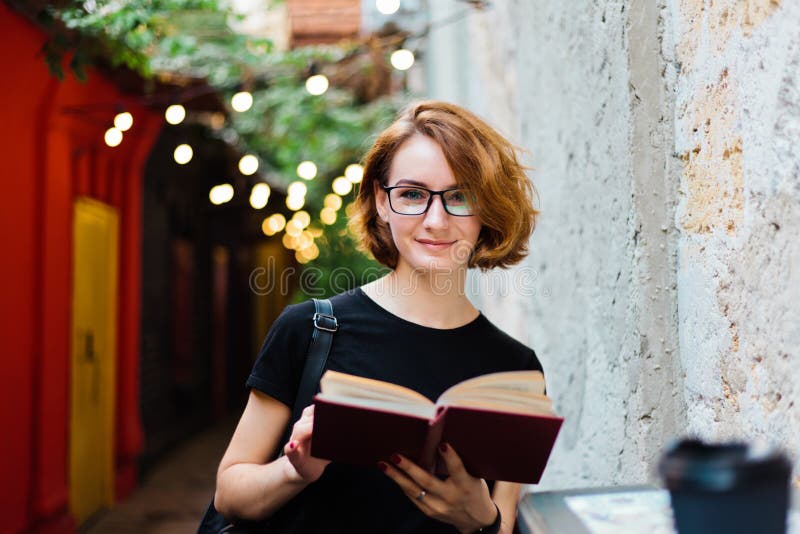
[311,370,563,484]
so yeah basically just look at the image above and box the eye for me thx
[399,188,428,201]
[445,190,468,203]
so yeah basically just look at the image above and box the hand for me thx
[379,443,498,533]
[283,405,331,483]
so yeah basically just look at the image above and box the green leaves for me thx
[41,0,404,298]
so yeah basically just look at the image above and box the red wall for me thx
[0,5,161,532]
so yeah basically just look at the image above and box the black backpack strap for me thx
[292,297,337,424]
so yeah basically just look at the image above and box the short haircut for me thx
[348,100,538,271]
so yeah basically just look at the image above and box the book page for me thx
[440,392,554,416]
[442,370,545,396]
[437,370,548,412]
[319,370,434,407]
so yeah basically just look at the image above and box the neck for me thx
[363,265,479,329]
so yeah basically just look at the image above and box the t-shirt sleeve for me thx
[245,300,316,409]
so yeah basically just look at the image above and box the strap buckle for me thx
[313,312,338,332]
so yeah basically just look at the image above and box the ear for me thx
[374,182,389,221]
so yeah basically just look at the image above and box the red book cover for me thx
[311,398,563,483]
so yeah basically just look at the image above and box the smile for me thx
[416,239,456,249]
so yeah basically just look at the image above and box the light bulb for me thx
[269,213,286,233]
[296,160,317,180]
[114,112,133,132]
[239,154,259,175]
[324,193,343,210]
[344,163,364,183]
[104,127,123,147]
[209,184,234,205]
[286,195,305,211]
[332,176,353,195]
[320,207,337,225]
[376,0,400,15]
[250,183,270,209]
[231,91,253,112]
[165,104,186,125]
[287,181,307,198]
[292,210,311,229]
[262,218,277,236]
[390,49,415,71]
[305,74,329,96]
[174,144,193,164]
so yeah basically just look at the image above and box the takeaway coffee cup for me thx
[658,439,791,534]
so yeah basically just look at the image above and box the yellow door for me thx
[69,197,119,524]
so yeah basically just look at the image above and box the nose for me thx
[423,194,449,229]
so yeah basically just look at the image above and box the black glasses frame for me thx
[381,185,475,217]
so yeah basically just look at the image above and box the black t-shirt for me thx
[246,287,543,533]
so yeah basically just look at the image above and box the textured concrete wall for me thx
[425,0,799,489]
[671,0,800,477]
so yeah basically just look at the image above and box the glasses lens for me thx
[390,187,430,214]
[443,189,474,216]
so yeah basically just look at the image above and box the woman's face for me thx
[375,134,482,276]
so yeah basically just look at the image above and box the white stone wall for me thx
[425,0,800,490]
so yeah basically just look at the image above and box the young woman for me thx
[213,101,542,533]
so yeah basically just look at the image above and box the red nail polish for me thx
[288,441,296,450]
[390,454,401,464]
[439,443,448,453]
[377,462,388,472]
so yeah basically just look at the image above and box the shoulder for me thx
[274,289,362,329]
[475,315,543,372]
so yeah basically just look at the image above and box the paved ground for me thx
[82,420,235,534]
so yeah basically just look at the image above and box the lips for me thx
[416,239,456,249]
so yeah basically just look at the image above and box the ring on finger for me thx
[415,489,427,501]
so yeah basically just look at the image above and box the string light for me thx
[305,74,329,96]
[332,176,353,195]
[282,232,298,249]
[296,161,317,180]
[249,183,270,209]
[114,112,133,132]
[231,91,253,112]
[165,104,186,125]
[320,207,337,225]
[390,49,415,71]
[285,219,303,236]
[292,210,311,229]
[286,195,305,211]
[262,213,286,236]
[324,193,343,210]
[287,181,307,198]
[209,184,234,205]
[239,154,259,175]
[104,127,123,147]
[345,163,364,183]
[376,0,400,15]
[174,144,193,164]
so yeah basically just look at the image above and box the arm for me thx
[492,481,522,534]
[214,390,330,521]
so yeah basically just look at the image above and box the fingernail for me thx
[289,441,296,450]
[377,461,388,472]
[390,454,401,465]
[439,443,448,453]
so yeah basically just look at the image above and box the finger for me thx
[388,454,446,495]
[437,443,471,483]
[290,416,315,438]
[302,404,315,417]
[378,462,442,516]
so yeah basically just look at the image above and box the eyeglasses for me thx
[382,185,476,216]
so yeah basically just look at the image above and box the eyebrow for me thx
[393,178,460,189]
